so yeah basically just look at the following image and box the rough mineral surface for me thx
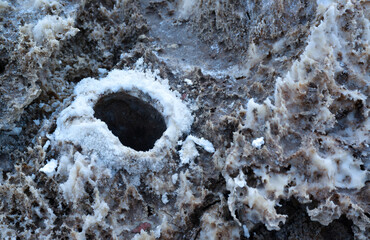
[0,0,369,239]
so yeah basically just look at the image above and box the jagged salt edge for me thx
[225,2,367,231]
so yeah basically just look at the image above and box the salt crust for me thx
[179,135,215,165]
[251,137,264,149]
[223,2,368,234]
[39,159,57,177]
[51,68,193,179]
[32,15,79,46]
[177,0,198,19]
[23,1,368,238]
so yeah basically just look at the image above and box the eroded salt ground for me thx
[0,0,369,239]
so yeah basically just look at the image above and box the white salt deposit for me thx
[178,0,198,19]
[179,135,215,165]
[252,137,264,149]
[179,137,199,165]
[32,15,79,46]
[189,136,215,153]
[39,159,58,177]
[184,78,193,85]
[162,193,169,204]
[51,68,193,178]
[172,173,179,184]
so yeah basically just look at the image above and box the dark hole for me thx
[320,215,354,240]
[48,121,57,134]
[93,92,166,151]
[335,71,348,85]
[147,206,154,217]
[0,58,8,74]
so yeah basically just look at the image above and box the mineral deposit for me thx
[0,0,368,239]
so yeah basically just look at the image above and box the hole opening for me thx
[0,58,8,74]
[93,92,166,151]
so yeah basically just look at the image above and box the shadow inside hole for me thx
[94,92,166,151]
[0,58,8,74]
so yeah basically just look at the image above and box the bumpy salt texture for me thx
[51,68,193,175]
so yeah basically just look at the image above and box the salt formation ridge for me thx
[222,2,369,238]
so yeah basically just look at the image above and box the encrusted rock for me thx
[0,0,368,239]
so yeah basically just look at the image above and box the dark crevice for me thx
[183,194,221,239]
[193,228,201,240]
[189,194,220,227]
[320,215,354,240]
[147,205,154,217]
[94,92,166,151]
[0,58,8,74]
[248,198,354,240]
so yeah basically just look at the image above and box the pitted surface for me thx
[0,0,368,239]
